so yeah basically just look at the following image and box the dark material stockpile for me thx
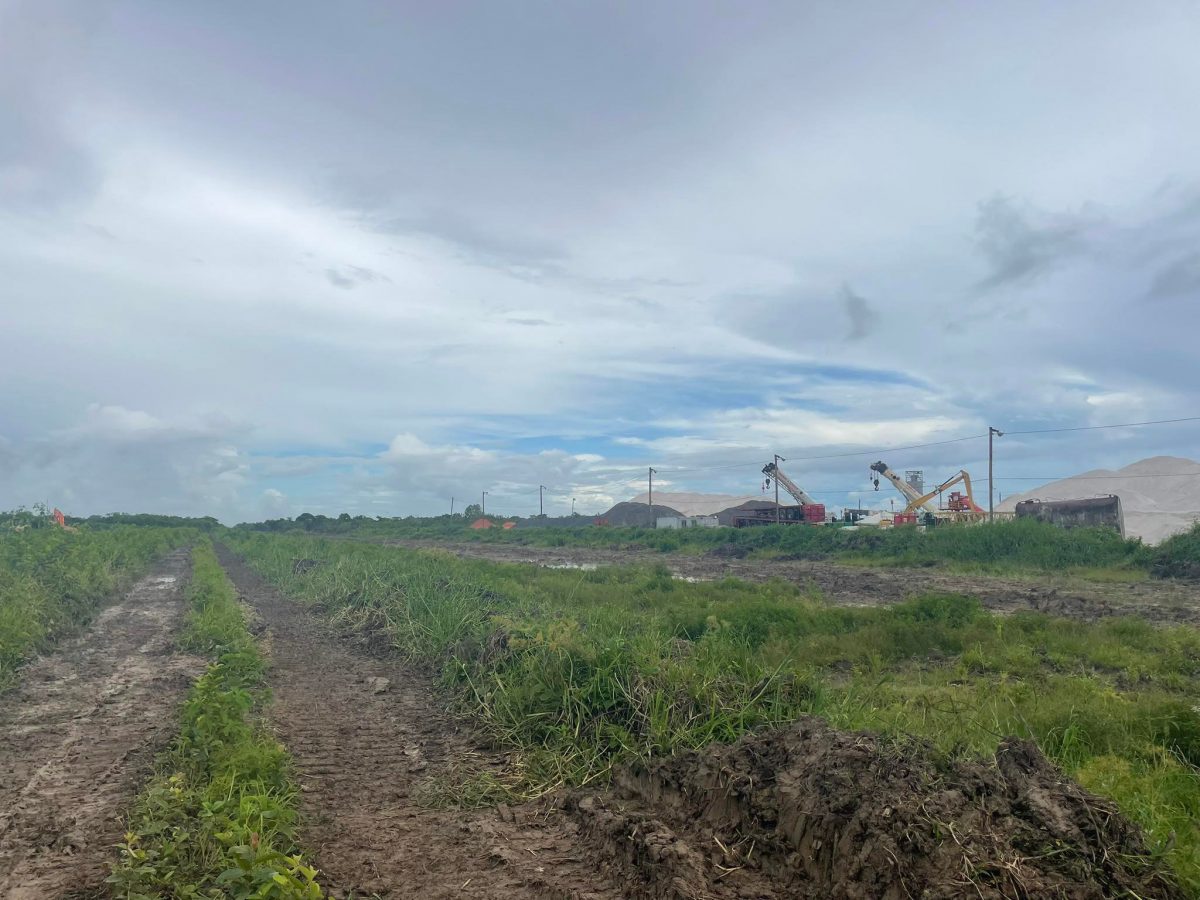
[566,718,1183,899]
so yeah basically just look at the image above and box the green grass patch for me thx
[238,514,1177,580]
[108,542,323,899]
[0,522,185,687]
[231,532,1200,893]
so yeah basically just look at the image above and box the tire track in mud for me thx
[215,545,623,900]
[0,550,205,899]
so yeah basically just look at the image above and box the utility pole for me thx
[774,454,785,525]
[450,496,455,516]
[482,490,488,517]
[988,427,1004,522]
[648,467,657,527]
[539,485,546,517]
[571,497,576,515]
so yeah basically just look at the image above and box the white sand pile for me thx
[997,456,1200,544]
[627,491,769,517]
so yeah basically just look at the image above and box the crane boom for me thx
[871,461,985,520]
[908,470,984,516]
[762,462,818,506]
[870,461,938,513]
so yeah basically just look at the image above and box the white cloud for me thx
[2,3,1199,520]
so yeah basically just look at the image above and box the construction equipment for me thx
[870,461,985,523]
[763,461,819,506]
[736,462,825,526]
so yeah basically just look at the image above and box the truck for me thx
[734,462,826,527]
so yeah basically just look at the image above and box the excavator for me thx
[735,461,826,526]
[869,461,984,524]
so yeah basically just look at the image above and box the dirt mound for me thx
[998,455,1200,544]
[566,718,1181,899]
[603,501,684,527]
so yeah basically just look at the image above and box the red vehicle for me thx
[733,503,826,527]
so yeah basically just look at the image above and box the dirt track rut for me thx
[0,550,203,899]
[216,545,621,900]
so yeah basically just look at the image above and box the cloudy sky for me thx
[2,1,1199,523]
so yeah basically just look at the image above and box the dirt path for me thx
[385,539,1200,626]
[0,550,204,899]
[215,545,622,900]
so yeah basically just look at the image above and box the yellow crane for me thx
[870,462,985,523]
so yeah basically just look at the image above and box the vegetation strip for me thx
[246,514,1200,579]
[230,532,1200,893]
[108,541,324,899]
[0,520,185,687]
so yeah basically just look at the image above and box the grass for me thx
[1155,523,1200,578]
[0,523,184,687]
[231,532,1200,893]
[240,514,1181,579]
[108,541,324,899]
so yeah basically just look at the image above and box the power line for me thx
[1004,415,1200,435]
[993,471,1200,480]
[636,433,990,476]
[450,414,1200,506]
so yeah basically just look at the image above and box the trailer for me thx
[733,504,825,527]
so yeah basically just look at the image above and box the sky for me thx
[2,0,1199,523]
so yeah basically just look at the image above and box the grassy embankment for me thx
[108,542,323,899]
[231,532,1200,892]
[0,524,184,687]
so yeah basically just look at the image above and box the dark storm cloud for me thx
[841,285,873,340]
[973,196,1100,289]
[1147,252,1200,301]
[325,264,385,290]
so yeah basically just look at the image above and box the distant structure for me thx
[656,515,720,529]
[905,470,924,494]
[1014,496,1124,537]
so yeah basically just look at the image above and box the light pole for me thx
[571,497,576,515]
[539,485,547,517]
[481,490,488,517]
[648,467,657,528]
[988,427,1003,522]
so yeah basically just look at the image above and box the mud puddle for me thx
[0,550,205,899]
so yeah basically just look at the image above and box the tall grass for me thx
[242,516,1161,576]
[0,525,185,685]
[232,533,1200,891]
[1154,522,1200,578]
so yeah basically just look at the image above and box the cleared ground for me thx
[0,550,203,899]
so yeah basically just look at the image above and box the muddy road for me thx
[215,545,623,900]
[0,550,204,899]
[385,539,1200,626]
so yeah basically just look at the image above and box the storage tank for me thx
[1014,495,1124,537]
